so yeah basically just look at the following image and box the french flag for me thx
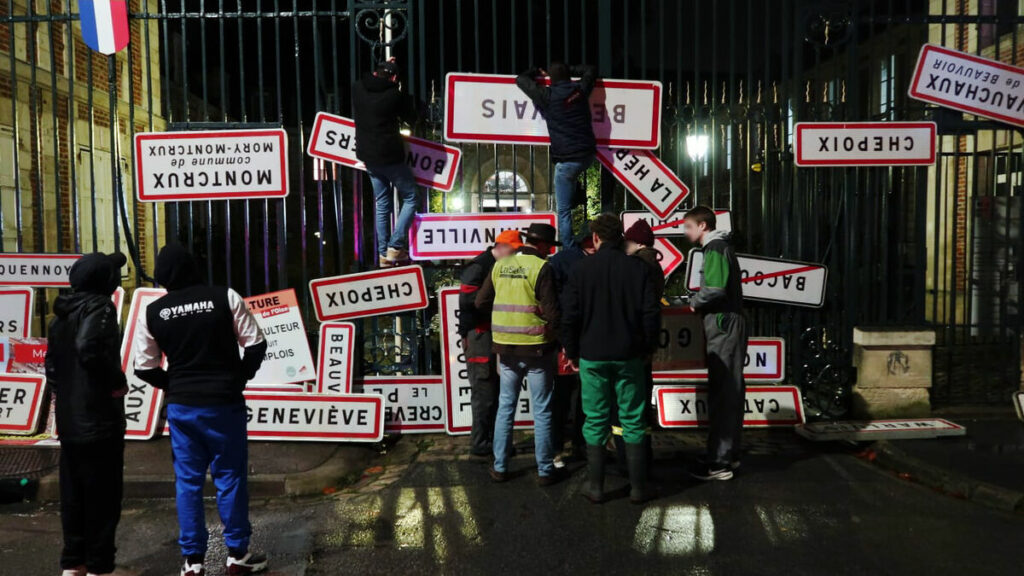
[79,0,130,55]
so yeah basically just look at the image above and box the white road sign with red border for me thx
[316,322,356,394]
[596,147,689,219]
[0,373,46,435]
[0,288,33,337]
[1013,392,1023,422]
[355,376,446,434]
[111,287,125,322]
[134,129,289,201]
[795,122,936,166]
[243,392,384,442]
[655,238,684,279]
[243,289,315,387]
[444,73,662,148]
[657,385,805,428]
[908,43,1024,129]
[0,254,81,287]
[121,288,167,440]
[686,249,828,308]
[306,112,462,192]
[651,307,706,373]
[309,266,429,322]
[653,337,786,383]
[621,210,731,237]
[796,418,967,441]
[409,212,557,260]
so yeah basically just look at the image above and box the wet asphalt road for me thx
[1,439,1022,576]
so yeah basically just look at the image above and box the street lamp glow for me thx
[399,127,412,136]
[449,196,465,210]
[686,134,709,161]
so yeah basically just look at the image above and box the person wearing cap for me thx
[457,229,523,458]
[475,223,563,485]
[352,57,421,267]
[45,252,129,576]
[561,214,660,504]
[133,244,269,576]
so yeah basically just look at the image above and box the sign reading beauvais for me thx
[309,266,429,322]
[409,212,557,260]
[909,43,1024,129]
[134,129,289,202]
[306,112,462,192]
[686,250,828,308]
[444,73,662,148]
[596,148,689,219]
[316,322,355,394]
[795,122,936,167]
[0,254,81,287]
[243,289,315,386]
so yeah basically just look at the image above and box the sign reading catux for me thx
[795,122,937,166]
[657,385,805,428]
[134,129,289,202]
[309,266,429,322]
[686,250,828,308]
[408,213,557,260]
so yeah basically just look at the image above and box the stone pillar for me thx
[851,328,936,418]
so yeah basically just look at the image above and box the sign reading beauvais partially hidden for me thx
[316,322,355,394]
[794,122,937,167]
[306,112,462,192]
[686,250,828,308]
[134,129,289,201]
[909,43,1024,129]
[408,212,557,260]
[621,210,732,237]
[656,385,805,428]
[309,266,429,322]
[444,73,662,148]
[0,254,81,287]
[596,148,689,219]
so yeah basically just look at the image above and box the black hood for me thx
[68,252,126,295]
[361,72,399,92]
[155,243,202,290]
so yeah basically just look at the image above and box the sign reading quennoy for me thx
[795,122,937,166]
[909,43,1024,129]
[309,266,429,322]
[134,129,289,201]
[0,254,81,287]
[409,213,557,260]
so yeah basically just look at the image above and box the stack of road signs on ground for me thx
[656,385,805,428]
[686,250,828,308]
[796,418,966,441]
[408,213,557,260]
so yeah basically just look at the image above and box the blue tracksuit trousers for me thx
[166,402,250,557]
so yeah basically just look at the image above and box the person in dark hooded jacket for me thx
[45,251,128,576]
[133,243,269,576]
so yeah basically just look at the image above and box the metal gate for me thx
[2,0,1022,414]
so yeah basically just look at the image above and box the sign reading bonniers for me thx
[909,44,1024,129]
[134,129,289,201]
[309,266,429,322]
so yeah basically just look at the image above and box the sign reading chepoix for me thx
[306,112,462,192]
[309,266,429,322]
[0,254,81,287]
[134,129,289,202]
[243,392,384,442]
[316,322,356,394]
[243,289,315,386]
[596,147,689,219]
[795,122,936,167]
[121,288,167,440]
[409,212,557,260]
[657,385,805,428]
[439,287,533,434]
[0,373,46,435]
[355,376,446,434]
[653,337,785,383]
[655,238,684,279]
[686,249,828,308]
[622,210,732,237]
[444,73,662,148]
[0,288,33,337]
[908,43,1024,129]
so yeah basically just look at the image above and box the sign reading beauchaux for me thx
[596,148,689,219]
[134,129,289,201]
[409,213,557,260]
[306,112,462,192]
[686,250,828,308]
[309,266,429,322]
[444,73,662,148]
[909,44,1024,129]
[794,122,936,166]
[0,254,81,287]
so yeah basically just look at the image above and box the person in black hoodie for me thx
[45,252,128,576]
[133,244,268,576]
[516,62,598,249]
[352,58,421,267]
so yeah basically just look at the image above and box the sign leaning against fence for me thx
[0,254,81,287]
[309,266,429,322]
[243,392,385,443]
[316,322,356,394]
[794,122,937,166]
[596,148,690,219]
[686,249,828,308]
[355,376,447,434]
[134,129,289,201]
[653,337,786,383]
[0,288,33,337]
[408,212,557,260]
[243,289,315,388]
[0,373,47,435]
[120,288,167,440]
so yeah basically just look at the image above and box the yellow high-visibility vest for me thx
[490,252,548,346]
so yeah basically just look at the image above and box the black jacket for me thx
[516,66,598,162]
[547,245,587,310]
[458,248,497,337]
[352,73,419,166]
[561,243,660,361]
[45,254,127,444]
[633,246,666,302]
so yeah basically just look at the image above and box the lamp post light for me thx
[686,133,709,162]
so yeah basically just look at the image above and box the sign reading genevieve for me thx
[795,122,936,166]
[408,213,556,260]
[243,392,384,442]
[134,129,289,201]
[309,266,429,322]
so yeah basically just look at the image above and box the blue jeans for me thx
[167,403,250,557]
[553,156,594,250]
[493,351,556,476]
[367,162,421,257]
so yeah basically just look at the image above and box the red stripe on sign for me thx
[460,284,479,293]
[652,217,686,232]
[742,265,819,284]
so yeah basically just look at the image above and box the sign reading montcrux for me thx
[134,129,288,202]
[309,266,429,322]
[795,122,936,166]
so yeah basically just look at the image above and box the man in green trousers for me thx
[561,214,661,504]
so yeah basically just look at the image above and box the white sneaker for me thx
[61,569,86,576]
[180,562,204,576]
[226,551,268,575]
[553,455,566,469]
